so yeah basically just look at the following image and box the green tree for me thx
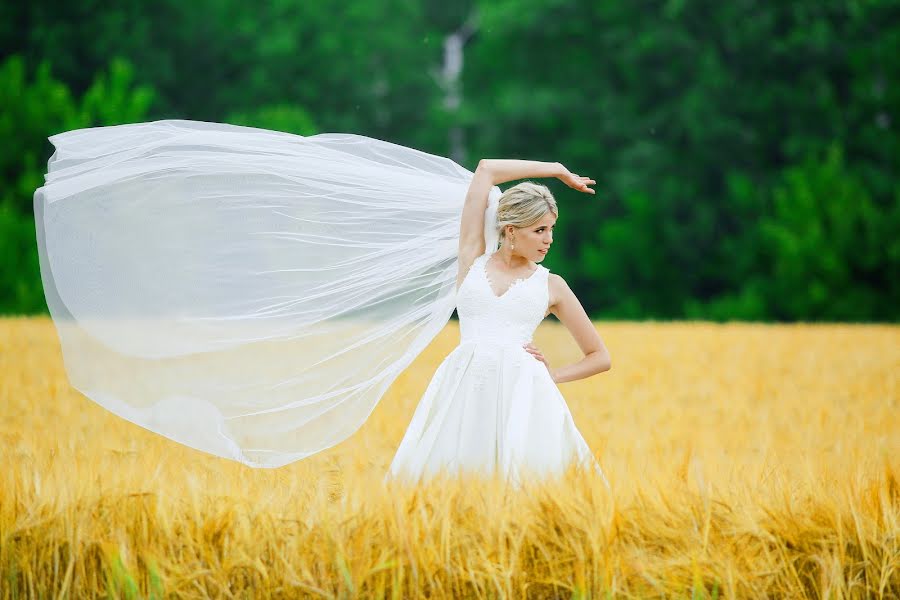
[1,0,897,320]
[756,144,899,321]
[462,0,899,321]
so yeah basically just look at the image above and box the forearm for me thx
[479,159,565,185]
[551,350,611,384]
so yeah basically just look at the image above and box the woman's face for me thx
[510,212,555,261]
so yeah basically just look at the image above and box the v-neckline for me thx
[481,252,540,299]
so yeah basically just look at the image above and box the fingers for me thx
[522,343,545,363]
[564,174,597,194]
[571,175,597,194]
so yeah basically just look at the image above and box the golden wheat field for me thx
[1,316,898,599]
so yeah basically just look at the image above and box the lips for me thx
[538,249,548,254]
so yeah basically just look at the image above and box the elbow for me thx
[598,351,612,373]
[476,159,494,181]
[586,350,611,374]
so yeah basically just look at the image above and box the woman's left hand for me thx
[523,342,552,376]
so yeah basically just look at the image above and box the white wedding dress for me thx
[385,250,610,490]
[33,119,609,488]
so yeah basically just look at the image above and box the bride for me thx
[33,119,610,489]
[385,159,611,489]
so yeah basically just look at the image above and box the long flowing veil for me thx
[33,119,502,468]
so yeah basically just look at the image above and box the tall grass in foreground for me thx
[1,317,898,598]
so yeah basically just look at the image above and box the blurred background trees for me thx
[2,0,897,320]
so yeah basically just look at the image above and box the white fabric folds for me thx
[33,119,502,468]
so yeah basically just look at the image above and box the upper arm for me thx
[457,160,495,260]
[548,274,610,362]
[456,160,496,290]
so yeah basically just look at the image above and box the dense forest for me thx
[2,0,897,321]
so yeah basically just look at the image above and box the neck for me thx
[494,244,529,268]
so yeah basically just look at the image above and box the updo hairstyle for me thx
[495,181,558,245]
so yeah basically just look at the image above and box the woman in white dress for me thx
[384,160,612,490]
[33,119,610,490]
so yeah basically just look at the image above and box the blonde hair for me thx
[496,181,558,244]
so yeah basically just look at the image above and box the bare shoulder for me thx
[546,272,567,317]
[546,271,586,320]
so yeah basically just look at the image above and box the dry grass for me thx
[1,316,898,598]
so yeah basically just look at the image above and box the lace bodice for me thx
[456,251,550,347]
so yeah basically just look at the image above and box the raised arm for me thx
[456,160,566,285]
[456,159,595,291]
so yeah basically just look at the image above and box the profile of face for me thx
[506,211,556,262]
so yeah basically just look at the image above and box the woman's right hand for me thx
[557,166,597,194]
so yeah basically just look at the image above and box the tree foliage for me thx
[1,0,897,320]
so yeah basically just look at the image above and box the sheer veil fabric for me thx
[34,119,503,468]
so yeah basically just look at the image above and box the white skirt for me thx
[385,340,610,490]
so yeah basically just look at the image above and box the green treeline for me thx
[2,0,897,321]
